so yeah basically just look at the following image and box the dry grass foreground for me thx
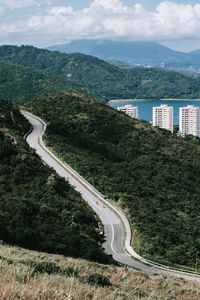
[0,244,200,300]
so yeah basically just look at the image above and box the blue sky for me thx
[1,0,200,51]
[65,0,200,11]
[65,0,199,10]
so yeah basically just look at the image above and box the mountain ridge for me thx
[1,44,200,101]
[46,39,200,72]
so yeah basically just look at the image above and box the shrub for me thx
[32,261,60,275]
[87,273,111,287]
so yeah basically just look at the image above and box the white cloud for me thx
[49,6,73,16]
[154,2,200,39]
[90,0,128,12]
[1,1,200,47]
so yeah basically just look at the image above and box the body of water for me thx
[110,100,200,124]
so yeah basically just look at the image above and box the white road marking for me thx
[111,223,118,256]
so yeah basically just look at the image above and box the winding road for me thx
[22,110,200,282]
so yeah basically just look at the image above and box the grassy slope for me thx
[1,244,200,300]
[1,45,200,101]
[20,92,200,271]
[0,100,110,263]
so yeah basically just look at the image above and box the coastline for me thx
[108,98,200,105]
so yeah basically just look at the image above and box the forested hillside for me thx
[21,92,200,270]
[0,61,85,102]
[1,45,200,101]
[0,62,78,101]
[0,100,110,263]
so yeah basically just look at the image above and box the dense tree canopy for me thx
[21,92,200,270]
[0,100,110,263]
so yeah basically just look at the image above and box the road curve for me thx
[22,110,200,282]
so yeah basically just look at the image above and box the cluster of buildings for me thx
[117,104,200,137]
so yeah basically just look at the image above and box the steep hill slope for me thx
[1,45,200,101]
[1,244,200,300]
[21,92,200,271]
[0,100,110,263]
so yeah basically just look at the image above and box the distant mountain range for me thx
[46,40,200,73]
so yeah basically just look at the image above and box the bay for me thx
[110,100,200,124]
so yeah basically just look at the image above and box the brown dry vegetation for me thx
[0,244,200,300]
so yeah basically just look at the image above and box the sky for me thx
[1,0,200,52]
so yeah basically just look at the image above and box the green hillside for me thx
[0,61,84,102]
[0,100,110,263]
[21,92,200,271]
[1,45,200,101]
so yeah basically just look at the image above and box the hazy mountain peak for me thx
[46,39,200,72]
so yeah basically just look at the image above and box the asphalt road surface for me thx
[22,111,200,282]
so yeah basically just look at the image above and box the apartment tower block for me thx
[179,105,200,137]
[153,104,173,132]
[117,105,138,118]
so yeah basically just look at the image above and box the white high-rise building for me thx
[179,105,200,137]
[153,104,173,132]
[117,105,138,119]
